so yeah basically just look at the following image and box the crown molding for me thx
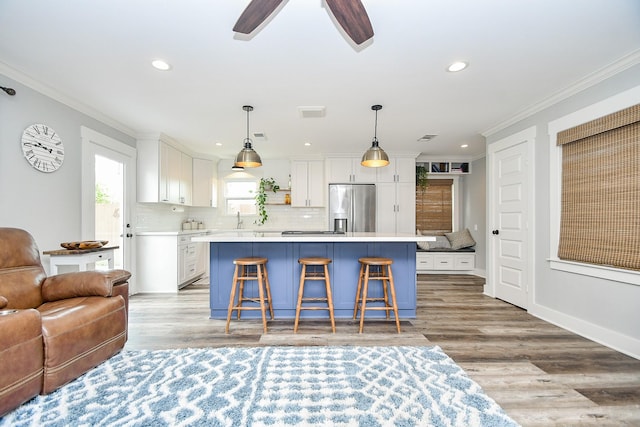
[0,61,137,138]
[482,49,640,137]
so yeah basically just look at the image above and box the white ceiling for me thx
[1,0,639,161]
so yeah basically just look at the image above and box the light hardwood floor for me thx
[126,274,640,426]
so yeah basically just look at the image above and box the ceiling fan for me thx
[233,0,374,45]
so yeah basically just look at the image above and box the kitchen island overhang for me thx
[192,232,435,320]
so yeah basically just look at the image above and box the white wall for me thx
[485,63,640,358]
[0,75,136,255]
[462,157,486,276]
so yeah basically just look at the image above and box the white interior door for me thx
[81,127,137,293]
[487,127,535,309]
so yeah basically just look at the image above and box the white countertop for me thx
[136,230,214,236]
[191,231,435,243]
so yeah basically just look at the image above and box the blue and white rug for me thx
[1,346,518,427]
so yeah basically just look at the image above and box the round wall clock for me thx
[21,123,65,173]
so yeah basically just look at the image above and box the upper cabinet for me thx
[291,160,324,207]
[326,157,377,183]
[375,157,416,183]
[137,136,193,205]
[192,158,217,207]
[421,160,471,174]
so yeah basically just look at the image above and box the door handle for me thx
[492,229,500,235]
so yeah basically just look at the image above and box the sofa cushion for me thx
[445,228,476,250]
[0,309,43,417]
[38,296,126,393]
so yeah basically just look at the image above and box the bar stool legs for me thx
[294,257,336,333]
[225,257,273,334]
[353,257,401,334]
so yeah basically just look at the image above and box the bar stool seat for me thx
[353,257,401,333]
[225,257,274,334]
[294,257,336,333]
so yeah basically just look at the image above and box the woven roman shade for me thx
[416,179,453,235]
[557,104,640,271]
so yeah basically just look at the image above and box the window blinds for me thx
[415,179,453,235]
[557,104,639,271]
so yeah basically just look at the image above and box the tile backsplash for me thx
[135,203,327,232]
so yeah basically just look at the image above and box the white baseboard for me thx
[530,303,640,360]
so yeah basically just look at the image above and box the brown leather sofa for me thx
[0,227,131,416]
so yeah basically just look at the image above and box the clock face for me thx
[21,123,65,173]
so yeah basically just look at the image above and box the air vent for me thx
[253,132,267,141]
[417,134,437,142]
[298,106,326,118]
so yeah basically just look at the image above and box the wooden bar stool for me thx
[294,257,336,333]
[225,257,274,334]
[353,257,401,334]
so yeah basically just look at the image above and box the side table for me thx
[43,246,119,275]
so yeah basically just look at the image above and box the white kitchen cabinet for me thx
[180,152,192,206]
[137,136,193,205]
[291,160,324,207]
[376,157,416,183]
[192,158,216,207]
[376,181,415,233]
[136,232,207,293]
[326,157,376,183]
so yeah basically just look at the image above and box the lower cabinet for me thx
[137,233,208,293]
[416,251,475,273]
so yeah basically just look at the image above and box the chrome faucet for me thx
[236,211,243,229]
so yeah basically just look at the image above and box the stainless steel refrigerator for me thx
[329,184,376,232]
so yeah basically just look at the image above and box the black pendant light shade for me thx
[361,104,389,168]
[235,105,262,168]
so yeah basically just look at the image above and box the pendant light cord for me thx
[373,108,378,142]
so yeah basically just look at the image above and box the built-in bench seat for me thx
[416,247,476,253]
[416,246,475,272]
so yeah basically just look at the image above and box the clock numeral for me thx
[56,149,64,155]
[25,149,34,156]
[42,126,49,135]
[54,157,62,164]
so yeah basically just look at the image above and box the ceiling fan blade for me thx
[325,0,374,45]
[233,0,285,34]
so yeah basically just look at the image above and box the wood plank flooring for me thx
[126,274,640,426]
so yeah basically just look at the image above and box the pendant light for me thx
[235,105,262,168]
[361,104,389,168]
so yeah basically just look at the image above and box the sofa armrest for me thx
[42,269,132,302]
[0,296,7,309]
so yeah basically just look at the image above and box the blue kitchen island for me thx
[192,232,434,320]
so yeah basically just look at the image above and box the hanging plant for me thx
[255,177,280,225]
[416,165,429,189]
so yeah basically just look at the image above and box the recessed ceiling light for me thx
[461,144,469,148]
[215,142,223,146]
[304,142,312,147]
[151,59,171,71]
[447,61,468,72]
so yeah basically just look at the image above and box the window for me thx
[224,179,257,215]
[416,179,453,234]
[556,104,639,271]
[548,86,640,285]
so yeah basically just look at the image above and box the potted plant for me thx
[416,164,429,189]
[255,177,280,225]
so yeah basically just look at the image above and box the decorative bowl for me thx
[61,240,108,250]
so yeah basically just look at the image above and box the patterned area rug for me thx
[1,346,518,427]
